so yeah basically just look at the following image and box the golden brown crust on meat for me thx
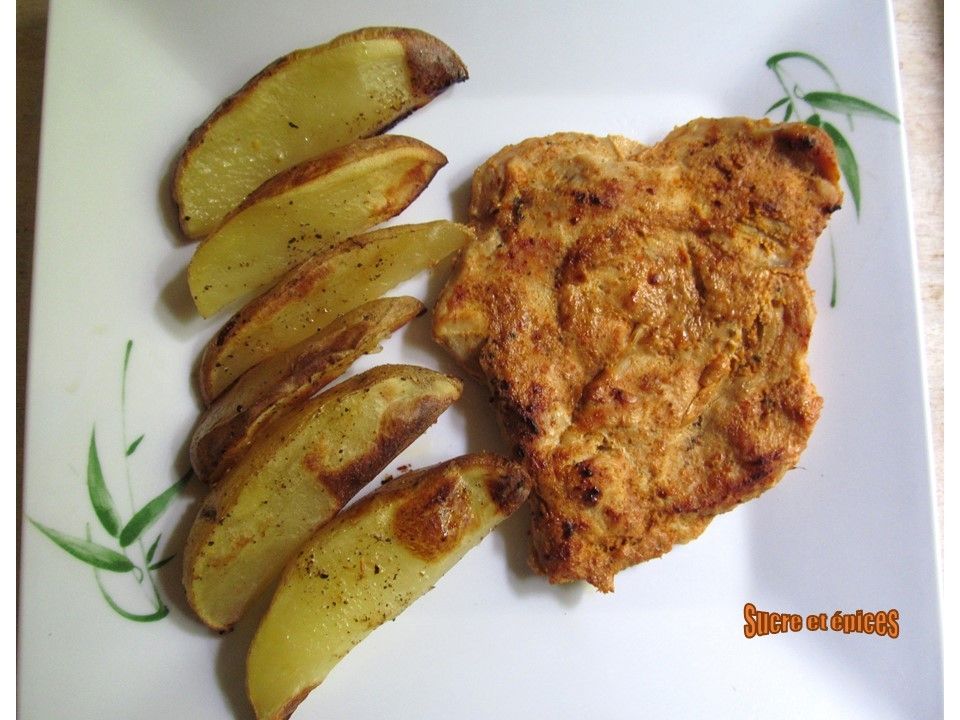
[434,117,841,591]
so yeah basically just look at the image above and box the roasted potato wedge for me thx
[190,296,425,483]
[198,220,472,403]
[182,365,463,632]
[246,453,531,720]
[174,27,468,239]
[187,135,447,317]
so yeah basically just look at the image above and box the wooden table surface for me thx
[15,1,943,552]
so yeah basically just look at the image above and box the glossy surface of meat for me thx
[434,118,842,590]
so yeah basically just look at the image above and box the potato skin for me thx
[331,27,469,99]
[325,27,469,127]
[182,365,463,632]
[173,27,467,239]
[246,453,531,720]
[226,135,446,223]
[187,135,448,318]
[197,220,472,402]
[190,296,425,483]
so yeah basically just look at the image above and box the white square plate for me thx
[20,1,942,718]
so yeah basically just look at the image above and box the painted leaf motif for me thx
[765,51,841,89]
[805,113,822,127]
[123,340,133,376]
[50,340,181,623]
[93,569,169,622]
[149,555,176,571]
[30,518,135,572]
[802,91,899,122]
[765,97,789,114]
[118,473,190,548]
[126,434,145,456]
[87,430,122,537]
[823,121,861,216]
[146,534,161,564]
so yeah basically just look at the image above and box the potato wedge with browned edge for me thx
[174,27,468,239]
[190,296,424,483]
[182,365,463,632]
[246,453,531,720]
[198,220,472,403]
[187,135,447,317]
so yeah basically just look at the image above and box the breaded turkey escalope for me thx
[433,118,842,591]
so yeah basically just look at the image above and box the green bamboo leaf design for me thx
[802,91,899,122]
[121,340,133,418]
[146,534,161,564]
[806,113,822,127]
[118,473,190,548]
[87,430,122,537]
[29,518,135,572]
[783,101,794,122]
[93,568,169,622]
[53,340,181,623]
[765,97,789,114]
[823,121,861,216]
[766,51,841,89]
[123,340,133,376]
[149,555,175,571]
[125,434,145,456]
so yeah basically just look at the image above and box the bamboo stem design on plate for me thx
[29,340,190,622]
[763,51,899,307]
